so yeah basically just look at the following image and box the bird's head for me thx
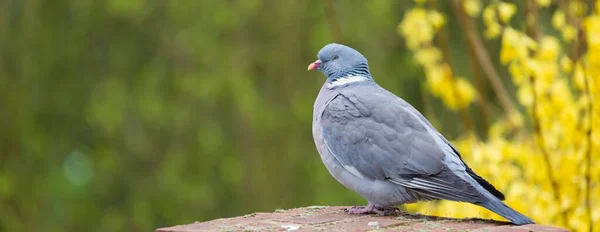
[307,43,371,80]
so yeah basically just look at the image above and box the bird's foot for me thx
[345,204,399,216]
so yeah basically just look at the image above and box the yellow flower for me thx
[508,111,524,127]
[414,47,442,68]
[426,64,449,94]
[500,28,537,64]
[485,23,502,39]
[463,0,482,17]
[585,16,600,52]
[500,29,519,64]
[561,25,577,42]
[428,10,446,30]
[552,10,566,29]
[536,0,551,7]
[573,62,586,91]
[537,36,560,61]
[454,77,478,108]
[517,84,533,107]
[399,2,600,230]
[560,56,573,73]
[498,2,517,24]
[399,8,435,50]
[483,5,497,25]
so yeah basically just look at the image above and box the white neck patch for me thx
[326,76,369,89]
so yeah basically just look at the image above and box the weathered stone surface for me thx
[156,206,568,232]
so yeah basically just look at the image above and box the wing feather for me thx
[320,85,490,203]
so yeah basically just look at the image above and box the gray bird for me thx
[308,43,534,225]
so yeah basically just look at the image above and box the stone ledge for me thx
[156,206,568,232]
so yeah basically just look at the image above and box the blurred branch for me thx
[523,0,567,225]
[525,0,541,40]
[469,45,491,132]
[432,0,474,133]
[322,0,343,42]
[455,0,492,133]
[573,1,593,231]
[557,0,587,60]
[420,82,437,126]
[582,60,593,232]
[451,0,517,119]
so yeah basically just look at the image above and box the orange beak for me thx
[307,60,322,71]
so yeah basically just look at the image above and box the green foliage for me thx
[0,1,421,231]
[0,0,537,231]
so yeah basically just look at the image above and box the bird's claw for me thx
[345,204,399,216]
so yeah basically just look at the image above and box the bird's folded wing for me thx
[320,89,486,202]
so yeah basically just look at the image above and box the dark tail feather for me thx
[478,198,535,225]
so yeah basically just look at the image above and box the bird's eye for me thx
[332,55,339,60]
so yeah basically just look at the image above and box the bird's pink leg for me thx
[345,203,398,216]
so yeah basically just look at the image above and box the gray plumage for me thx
[309,43,534,225]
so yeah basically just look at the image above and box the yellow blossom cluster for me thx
[398,2,477,110]
[399,0,599,231]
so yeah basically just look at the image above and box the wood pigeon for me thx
[308,43,534,225]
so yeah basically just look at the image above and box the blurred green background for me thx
[0,0,503,231]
